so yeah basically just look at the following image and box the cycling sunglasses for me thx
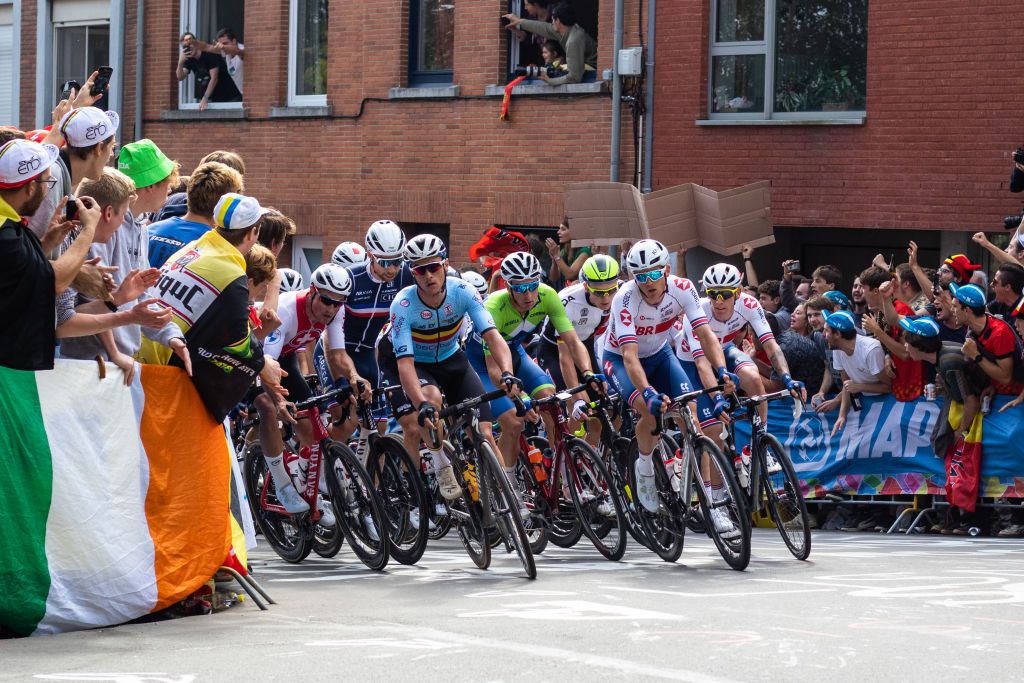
[317,293,346,308]
[411,262,445,276]
[633,269,666,284]
[508,281,540,294]
[376,257,404,268]
[585,282,619,296]
[704,286,737,301]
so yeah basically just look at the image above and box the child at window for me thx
[542,39,568,76]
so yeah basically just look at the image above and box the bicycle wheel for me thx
[478,441,537,579]
[690,435,751,571]
[758,432,811,560]
[243,445,312,564]
[325,442,390,571]
[630,438,684,563]
[449,443,491,570]
[565,437,626,561]
[368,435,429,565]
[602,435,649,548]
[515,453,551,555]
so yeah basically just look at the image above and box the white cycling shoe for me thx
[316,494,336,528]
[276,480,310,515]
[362,513,380,542]
[709,507,740,539]
[634,461,659,513]
[437,464,463,501]
[765,452,782,474]
[409,508,437,532]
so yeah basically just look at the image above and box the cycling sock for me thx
[710,483,726,502]
[637,450,655,476]
[428,446,448,470]
[264,453,294,490]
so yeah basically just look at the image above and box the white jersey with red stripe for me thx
[263,289,346,360]
[604,275,708,358]
[668,317,706,363]
[700,292,774,347]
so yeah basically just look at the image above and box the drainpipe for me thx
[641,0,656,193]
[609,0,623,182]
[134,0,144,141]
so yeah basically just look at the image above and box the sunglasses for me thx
[633,269,666,284]
[508,281,540,294]
[376,258,404,268]
[411,261,445,276]
[317,293,346,308]
[706,288,738,301]
[585,283,619,296]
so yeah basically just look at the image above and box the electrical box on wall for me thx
[617,47,643,76]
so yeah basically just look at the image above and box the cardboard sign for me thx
[564,180,773,256]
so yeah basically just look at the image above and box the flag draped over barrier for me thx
[733,394,1024,499]
[0,361,238,636]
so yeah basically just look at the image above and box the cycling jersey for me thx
[263,289,345,360]
[604,275,708,358]
[701,292,774,347]
[668,318,703,363]
[389,277,496,363]
[471,284,573,353]
[340,261,414,355]
[538,282,612,345]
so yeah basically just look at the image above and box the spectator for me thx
[190,29,245,94]
[939,253,981,286]
[796,278,811,299]
[930,283,968,343]
[789,301,812,337]
[147,161,243,268]
[860,265,924,401]
[895,262,930,312]
[545,217,591,287]
[155,150,245,223]
[1001,298,1024,412]
[504,2,596,86]
[972,232,1023,268]
[1009,148,1024,193]
[824,310,891,436]
[505,0,553,50]
[542,39,568,76]
[257,208,295,258]
[989,263,1024,320]
[951,283,1024,398]
[810,264,842,297]
[805,295,841,410]
[0,140,100,370]
[753,311,823,395]
[757,279,791,328]
[851,275,869,316]
[245,243,280,341]
[779,259,806,312]
[176,32,242,111]
[971,269,989,290]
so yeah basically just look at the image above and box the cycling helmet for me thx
[500,251,543,282]
[461,270,488,296]
[404,233,447,261]
[278,268,305,293]
[310,263,354,298]
[625,239,670,273]
[447,266,460,278]
[365,219,406,257]
[702,263,743,290]
[331,241,368,267]
[580,254,620,284]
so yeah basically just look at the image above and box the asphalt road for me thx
[5,530,1024,682]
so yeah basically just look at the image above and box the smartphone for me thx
[60,80,80,100]
[65,196,78,222]
[786,260,801,273]
[91,67,113,96]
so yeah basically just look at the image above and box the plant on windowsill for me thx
[776,83,807,113]
[808,65,856,111]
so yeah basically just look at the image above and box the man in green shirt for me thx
[504,2,597,86]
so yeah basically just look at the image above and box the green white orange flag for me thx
[0,361,241,636]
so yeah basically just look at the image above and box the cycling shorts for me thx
[469,344,554,418]
[535,337,600,392]
[723,343,755,373]
[312,338,380,390]
[602,344,693,409]
[378,334,492,422]
[273,352,312,404]
[679,360,719,429]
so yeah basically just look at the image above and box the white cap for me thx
[0,140,60,188]
[213,193,269,230]
[58,107,119,147]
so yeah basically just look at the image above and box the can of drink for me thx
[981,395,992,415]
[924,383,936,401]
[851,392,863,412]
[811,394,824,409]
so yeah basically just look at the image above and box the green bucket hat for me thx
[117,139,175,189]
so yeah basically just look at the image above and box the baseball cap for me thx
[118,139,175,189]
[214,193,269,230]
[59,107,119,147]
[0,139,60,189]
[942,254,982,285]
[823,310,857,333]
[898,315,940,338]
[822,290,851,310]
[949,282,987,309]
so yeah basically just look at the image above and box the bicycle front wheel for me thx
[325,442,390,571]
[565,437,626,561]
[759,433,811,560]
[479,441,537,579]
[368,435,429,566]
[243,444,312,564]
[691,435,751,571]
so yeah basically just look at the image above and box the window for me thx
[504,0,599,82]
[292,236,322,286]
[709,0,867,119]
[178,0,245,109]
[53,23,109,107]
[409,0,454,86]
[0,4,14,125]
[288,0,327,105]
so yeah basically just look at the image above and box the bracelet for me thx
[104,300,118,313]
[743,257,751,262]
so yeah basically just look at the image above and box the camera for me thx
[1004,213,1023,230]
[65,196,94,222]
[786,260,801,273]
[1014,147,1024,165]
[513,65,557,79]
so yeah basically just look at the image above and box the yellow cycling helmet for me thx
[581,254,620,285]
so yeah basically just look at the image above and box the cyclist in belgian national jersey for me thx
[381,235,521,501]
[255,263,353,516]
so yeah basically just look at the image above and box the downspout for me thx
[134,0,144,141]
[609,0,623,182]
[641,0,656,193]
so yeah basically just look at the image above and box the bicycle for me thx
[631,385,752,570]
[517,380,627,561]
[242,386,390,570]
[720,390,811,560]
[427,387,537,579]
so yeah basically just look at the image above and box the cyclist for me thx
[379,234,521,502]
[602,240,736,529]
[465,252,597,478]
[255,263,353,520]
[461,270,489,297]
[278,268,304,293]
[331,241,369,267]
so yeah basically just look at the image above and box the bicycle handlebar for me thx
[293,386,348,412]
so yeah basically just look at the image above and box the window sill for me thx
[483,81,608,97]
[160,108,248,121]
[269,105,333,118]
[389,85,460,99]
[695,115,865,126]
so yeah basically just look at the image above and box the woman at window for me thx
[545,217,591,287]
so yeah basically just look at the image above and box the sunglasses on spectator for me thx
[585,283,619,296]
[707,288,738,301]
[633,269,665,284]
[376,257,404,268]
[317,293,346,308]
[411,261,445,276]
[509,281,540,294]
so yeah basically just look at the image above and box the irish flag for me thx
[0,361,242,637]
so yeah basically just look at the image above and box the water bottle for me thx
[297,446,311,489]
[733,445,751,490]
[663,449,682,493]
[542,447,554,475]
[527,444,547,483]
[420,448,437,490]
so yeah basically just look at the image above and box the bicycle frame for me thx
[722,390,798,513]
[518,397,572,518]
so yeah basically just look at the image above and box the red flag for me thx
[500,76,528,121]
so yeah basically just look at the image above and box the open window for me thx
[288,0,327,106]
[504,0,598,83]
[178,0,245,109]
[409,0,455,86]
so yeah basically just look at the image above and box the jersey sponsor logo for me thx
[400,299,410,307]
[155,273,211,314]
[396,345,408,354]
[420,310,432,319]
[619,309,633,326]
[636,325,655,335]
[742,296,759,310]
[18,155,41,175]
[676,278,692,291]
[167,249,201,272]
[266,329,282,345]
[444,304,454,316]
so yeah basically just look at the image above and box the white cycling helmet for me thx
[447,266,460,278]
[500,251,542,282]
[365,219,406,258]
[702,263,743,290]
[310,263,354,298]
[625,239,670,273]
[405,233,448,261]
[332,241,368,266]
[278,268,305,293]
[461,270,488,296]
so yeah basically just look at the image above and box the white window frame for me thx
[52,18,110,105]
[178,0,243,110]
[287,0,327,107]
[708,0,866,121]
[292,236,323,286]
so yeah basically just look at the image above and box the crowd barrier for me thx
[0,361,245,637]
[733,394,1024,499]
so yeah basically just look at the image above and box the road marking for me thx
[602,585,837,599]
[457,599,685,621]
[35,676,195,683]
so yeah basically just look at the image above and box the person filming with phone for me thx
[176,32,242,110]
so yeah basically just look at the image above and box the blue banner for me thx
[731,394,1024,498]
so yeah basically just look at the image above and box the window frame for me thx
[287,0,327,107]
[707,0,866,121]
[177,0,244,111]
[408,0,454,87]
[52,19,110,107]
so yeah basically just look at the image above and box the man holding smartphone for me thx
[176,32,241,109]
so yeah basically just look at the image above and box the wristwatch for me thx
[973,353,983,364]
[104,300,118,312]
